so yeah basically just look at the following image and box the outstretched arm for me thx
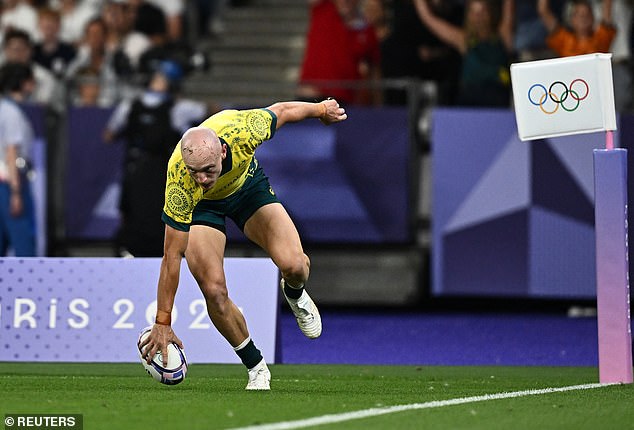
[139,224,187,366]
[499,0,515,52]
[537,0,558,33]
[602,0,613,25]
[266,99,347,129]
[413,0,466,53]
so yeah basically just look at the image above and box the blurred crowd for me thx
[1,0,632,257]
[0,0,219,112]
[0,0,226,257]
[0,0,630,112]
[298,0,633,111]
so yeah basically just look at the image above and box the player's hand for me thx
[319,99,347,125]
[139,324,184,367]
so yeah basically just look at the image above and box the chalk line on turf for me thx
[228,383,617,430]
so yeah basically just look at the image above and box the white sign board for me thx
[511,53,616,141]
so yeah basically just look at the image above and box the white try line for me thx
[229,383,617,430]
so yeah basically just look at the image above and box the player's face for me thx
[184,143,226,191]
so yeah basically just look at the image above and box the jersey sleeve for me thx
[238,108,277,151]
[202,108,277,154]
[162,144,202,231]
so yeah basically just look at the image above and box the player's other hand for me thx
[320,99,347,125]
[139,324,184,367]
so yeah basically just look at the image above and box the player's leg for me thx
[185,225,248,344]
[185,224,270,389]
[244,203,322,339]
[244,202,309,284]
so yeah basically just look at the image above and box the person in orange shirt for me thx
[538,0,615,57]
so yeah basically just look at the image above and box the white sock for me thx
[233,336,251,351]
[283,279,304,289]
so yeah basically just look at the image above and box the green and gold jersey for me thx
[162,108,277,227]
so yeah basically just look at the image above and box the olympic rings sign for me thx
[527,79,589,114]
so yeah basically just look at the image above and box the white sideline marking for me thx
[229,383,616,430]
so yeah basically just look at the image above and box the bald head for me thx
[181,126,226,190]
[181,126,221,162]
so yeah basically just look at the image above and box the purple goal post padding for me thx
[593,148,633,384]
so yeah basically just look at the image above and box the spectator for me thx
[126,0,172,75]
[0,62,36,256]
[537,0,615,57]
[68,66,102,106]
[116,0,151,70]
[101,0,135,78]
[66,17,122,106]
[33,7,77,78]
[595,0,632,111]
[144,0,185,42]
[514,0,566,60]
[2,28,64,111]
[126,0,167,39]
[0,0,38,43]
[414,0,515,108]
[381,0,464,105]
[103,60,208,257]
[362,0,390,42]
[56,0,99,45]
[133,0,206,83]
[297,0,382,105]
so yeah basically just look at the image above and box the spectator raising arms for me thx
[537,0,615,57]
[414,0,515,108]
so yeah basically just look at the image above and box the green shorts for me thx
[189,162,280,234]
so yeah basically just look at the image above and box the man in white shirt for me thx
[0,62,36,256]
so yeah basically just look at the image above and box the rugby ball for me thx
[137,326,188,385]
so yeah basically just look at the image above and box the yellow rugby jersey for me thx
[162,108,277,227]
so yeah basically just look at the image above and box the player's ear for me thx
[221,143,227,159]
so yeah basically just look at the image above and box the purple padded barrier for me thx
[593,148,633,383]
[432,108,599,299]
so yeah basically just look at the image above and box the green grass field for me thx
[2,363,633,429]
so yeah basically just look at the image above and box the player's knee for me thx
[279,253,309,283]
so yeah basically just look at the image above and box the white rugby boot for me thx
[281,279,322,339]
[246,359,270,390]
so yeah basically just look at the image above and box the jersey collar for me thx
[219,137,232,177]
